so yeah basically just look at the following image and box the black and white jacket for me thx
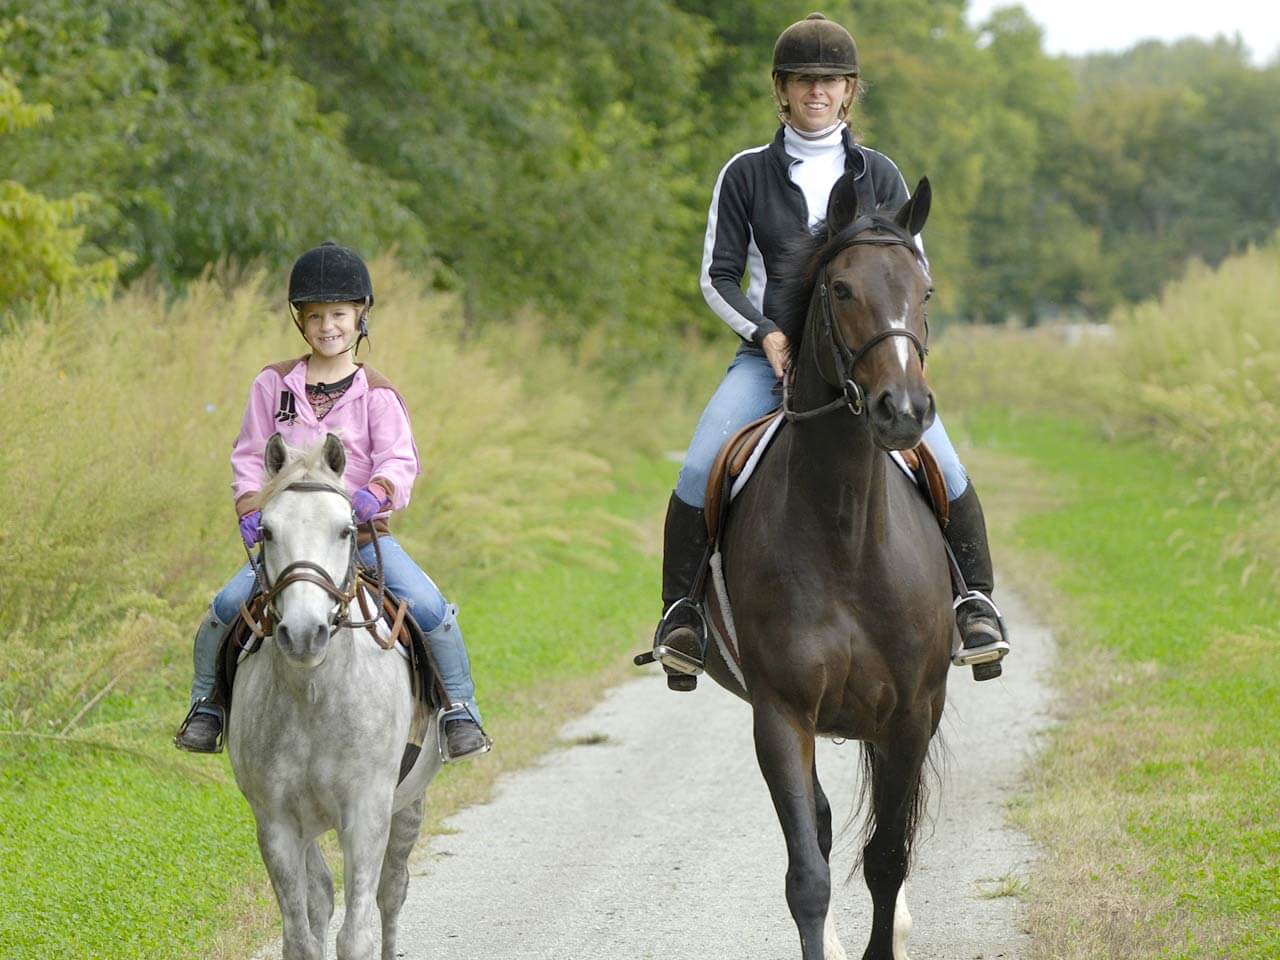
[699,125,912,344]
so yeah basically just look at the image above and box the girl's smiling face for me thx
[297,301,360,358]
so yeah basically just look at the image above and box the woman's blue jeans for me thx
[675,345,968,508]
[189,535,480,721]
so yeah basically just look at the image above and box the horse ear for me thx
[825,171,861,237]
[895,177,931,236]
[321,433,346,477]
[265,433,287,477]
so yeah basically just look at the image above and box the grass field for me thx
[956,409,1278,960]
[0,452,677,960]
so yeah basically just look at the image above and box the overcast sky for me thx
[964,0,1280,64]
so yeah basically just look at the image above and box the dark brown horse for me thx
[703,173,951,960]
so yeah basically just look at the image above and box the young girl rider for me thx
[652,14,1009,687]
[174,242,489,760]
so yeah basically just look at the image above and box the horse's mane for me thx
[773,212,907,356]
[247,438,347,511]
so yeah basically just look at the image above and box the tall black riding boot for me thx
[653,493,710,692]
[945,483,1010,680]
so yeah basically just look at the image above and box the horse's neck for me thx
[788,340,890,530]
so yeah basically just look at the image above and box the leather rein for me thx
[783,217,930,423]
[242,481,389,641]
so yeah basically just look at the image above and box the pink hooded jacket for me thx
[230,357,420,520]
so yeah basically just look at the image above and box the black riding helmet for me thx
[772,13,859,77]
[288,241,374,307]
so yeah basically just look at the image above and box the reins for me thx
[242,480,388,640]
[783,218,929,423]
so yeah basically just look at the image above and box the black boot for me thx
[653,494,710,691]
[945,484,1009,681]
[173,701,224,753]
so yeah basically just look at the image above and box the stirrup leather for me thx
[951,591,1010,667]
[648,597,708,676]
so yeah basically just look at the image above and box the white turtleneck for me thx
[783,122,848,227]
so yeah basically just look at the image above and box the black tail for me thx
[842,735,943,881]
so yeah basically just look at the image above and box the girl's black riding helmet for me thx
[288,241,374,307]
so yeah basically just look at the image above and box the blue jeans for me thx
[675,345,968,508]
[191,535,480,721]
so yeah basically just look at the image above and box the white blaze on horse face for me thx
[892,882,912,960]
[889,298,911,373]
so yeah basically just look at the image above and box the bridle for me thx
[243,481,386,637]
[783,216,930,423]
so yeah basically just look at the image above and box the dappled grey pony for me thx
[228,434,442,960]
[700,174,952,960]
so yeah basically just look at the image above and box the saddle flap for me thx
[705,410,784,542]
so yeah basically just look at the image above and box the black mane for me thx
[773,213,911,355]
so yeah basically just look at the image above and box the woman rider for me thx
[652,13,1009,689]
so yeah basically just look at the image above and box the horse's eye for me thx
[924,287,934,302]
[261,526,273,542]
[340,525,353,540]
[832,281,853,301]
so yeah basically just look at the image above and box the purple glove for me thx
[238,510,262,548]
[353,486,389,523]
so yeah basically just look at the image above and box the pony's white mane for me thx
[248,438,347,510]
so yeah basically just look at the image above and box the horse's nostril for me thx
[310,624,330,651]
[275,623,292,650]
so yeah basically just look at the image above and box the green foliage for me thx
[4,1,1278,337]
[934,239,1280,553]
[0,1,427,287]
[0,71,120,309]
[1049,39,1280,313]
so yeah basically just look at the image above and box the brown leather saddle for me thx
[703,410,950,547]
[211,571,447,720]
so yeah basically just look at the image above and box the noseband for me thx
[783,217,930,423]
[245,481,386,636]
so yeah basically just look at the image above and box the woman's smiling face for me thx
[297,301,360,358]
[782,73,853,132]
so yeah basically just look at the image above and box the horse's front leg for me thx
[814,762,849,960]
[336,799,395,960]
[257,820,323,960]
[753,695,830,960]
[305,840,335,951]
[377,797,425,960]
[861,715,932,960]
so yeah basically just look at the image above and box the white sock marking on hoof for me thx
[892,882,912,960]
[823,908,849,960]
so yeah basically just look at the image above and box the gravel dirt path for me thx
[256,587,1054,960]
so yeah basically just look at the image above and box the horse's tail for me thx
[843,733,944,881]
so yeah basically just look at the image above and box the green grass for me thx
[959,409,1279,959]
[0,452,675,960]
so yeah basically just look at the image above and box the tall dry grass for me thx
[0,256,716,732]
[932,237,1280,571]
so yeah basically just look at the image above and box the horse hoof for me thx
[972,660,1002,682]
[667,673,698,692]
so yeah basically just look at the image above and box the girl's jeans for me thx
[189,535,480,721]
[674,345,968,508]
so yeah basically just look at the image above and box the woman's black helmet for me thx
[288,241,374,307]
[772,13,859,77]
